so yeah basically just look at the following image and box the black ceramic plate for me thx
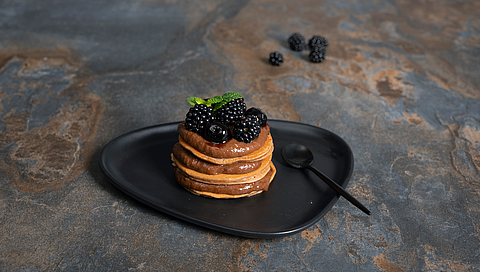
[99,120,354,239]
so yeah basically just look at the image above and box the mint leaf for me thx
[195,97,206,104]
[186,97,197,106]
[205,95,223,106]
[213,100,227,112]
[186,97,206,106]
[188,92,242,111]
[222,92,242,103]
[211,92,243,112]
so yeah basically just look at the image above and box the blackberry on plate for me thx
[215,98,247,126]
[309,47,326,63]
[269,51,284,66]
[184,104,214,133]
[308,35,328,50]
[204,122,230,143]
[233,116,261,143]
[245,107,267,127]
[288,33,306,51]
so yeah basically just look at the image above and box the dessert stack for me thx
[171,92,275,199]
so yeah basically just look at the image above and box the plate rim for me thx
[99,119,354,238]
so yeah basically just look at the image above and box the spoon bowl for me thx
[281,143,371,215]
[281,143,314,168]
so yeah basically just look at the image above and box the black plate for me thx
[99,120,354,239]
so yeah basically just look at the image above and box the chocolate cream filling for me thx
[178,123,270,158]
[172,143,262,175]
[174,166,274,195]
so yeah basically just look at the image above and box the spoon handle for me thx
[307,165,371,215]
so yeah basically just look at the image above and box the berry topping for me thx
[204,122,230,144]
[269,51,284,66]
[288,33,306,51]
[309,47,326,63]
[245,107,267,127]
[308,35,328,50]
[233,116,261,143]
[215,98,247,126]
[184,92,269,143]
[184,104,214,134]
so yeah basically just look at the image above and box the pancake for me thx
[172,153,272,185]
[184,188,264,199]
[175,163,276,198]
[179,134,274,165]
[178,123,270,158]
[172,143,262,175]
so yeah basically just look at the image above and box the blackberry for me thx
[245,107,267,127]
[308,35,328,50]
[215,98,247,126]
[309,47,326,63]
[288,33,306,51]
[269,51,284,66]
[204,122,230,143]
[184,104,214,133]
[233,116,261,143]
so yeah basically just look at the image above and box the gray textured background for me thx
[1,0,479,271]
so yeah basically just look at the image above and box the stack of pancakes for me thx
[172,123,276,198]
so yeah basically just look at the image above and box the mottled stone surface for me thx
[1,0,479,271]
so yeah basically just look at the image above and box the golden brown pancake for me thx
[172,143,262,175]
[172,154,272,185]
[174,163,276,198]
[184,188,264,199]
[178,123,270,158]
[179,134,274,165]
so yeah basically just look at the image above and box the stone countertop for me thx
[1,0,479,271]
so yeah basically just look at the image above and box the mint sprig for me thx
[205,95,222,106]
[186,92,242,112]
[213,92,242,111]
[186,97,206,106]
[222,92,242,101]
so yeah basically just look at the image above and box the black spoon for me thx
[281,143,371,215]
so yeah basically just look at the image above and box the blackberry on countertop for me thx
[184,104,214,134]
[245,107,267,127]
[204,122,230,143]
[233,116,261,143]
[309,47,326,63]
[308,35,328,50]
[269,51,284,66]
[288,33,306,51]
[215,98,247,126]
